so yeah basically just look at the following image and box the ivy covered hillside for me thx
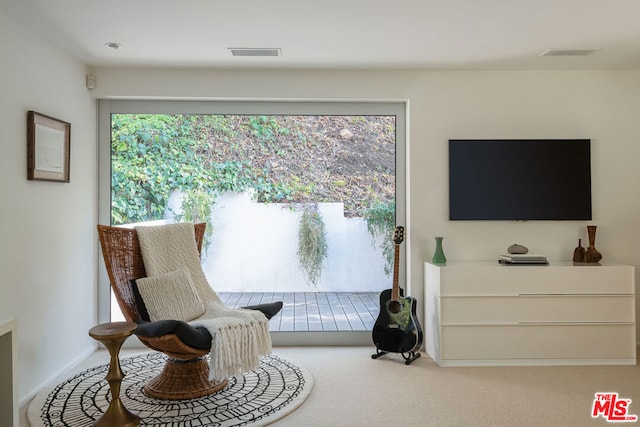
[111,114,397,280]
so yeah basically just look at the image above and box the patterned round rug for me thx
[29,352,312,427]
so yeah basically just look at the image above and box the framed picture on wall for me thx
[27,111,71,182]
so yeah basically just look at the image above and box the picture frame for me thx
[27,111,71,182]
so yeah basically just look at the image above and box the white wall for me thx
[91,66,640,341]
[0,11,97,403]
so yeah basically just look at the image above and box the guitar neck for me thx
[391,243,400,300]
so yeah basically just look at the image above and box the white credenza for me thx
[425,261,636,367]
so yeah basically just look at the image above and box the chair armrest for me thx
[242,301,283,320]
[135,319,212,350]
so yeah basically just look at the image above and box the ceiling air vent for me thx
[229,48,282,57]
[542,48,600,57]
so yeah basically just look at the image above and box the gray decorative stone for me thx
[507,243,528,254]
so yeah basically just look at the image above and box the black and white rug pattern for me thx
[31,352,312,427]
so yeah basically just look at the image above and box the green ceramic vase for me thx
[432,236,447,264]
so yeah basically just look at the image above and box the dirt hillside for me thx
[203,115,396,217]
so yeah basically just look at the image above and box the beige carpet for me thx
[271,347,640,427]
[23,346,640,426]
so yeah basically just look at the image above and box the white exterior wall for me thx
[169,191,389,292]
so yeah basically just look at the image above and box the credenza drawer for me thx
[439,265,634,295]
[440,324,636,360]
[440,295,635,323]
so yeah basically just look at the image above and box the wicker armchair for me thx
[97,223,282,400]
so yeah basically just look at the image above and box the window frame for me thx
[97,99,409,345]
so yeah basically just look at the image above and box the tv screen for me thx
[449,139,592,220]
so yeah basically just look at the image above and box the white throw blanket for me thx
[136,222,272,381]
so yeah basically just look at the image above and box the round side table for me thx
[89,321,140,427]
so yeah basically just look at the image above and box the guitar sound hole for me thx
[388,300,401,314]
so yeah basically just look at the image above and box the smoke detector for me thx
[541,48,600,57]
[228,48,282,57]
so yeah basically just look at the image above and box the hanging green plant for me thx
[364,200,395,276]
[297,204,328,287]
[172,188,216,258]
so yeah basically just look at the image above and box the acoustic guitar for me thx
[371,226,423,364]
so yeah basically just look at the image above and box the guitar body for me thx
[372,288,423,354]
[371,226,423,364]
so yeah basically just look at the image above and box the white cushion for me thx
[135,266,205,322]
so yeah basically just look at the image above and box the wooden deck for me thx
[218,292,381,332]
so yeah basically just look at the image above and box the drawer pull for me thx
[518,321,634,326]
[517,293,631,297]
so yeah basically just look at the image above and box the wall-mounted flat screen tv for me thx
[449,139,592,220]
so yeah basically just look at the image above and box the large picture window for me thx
[98,100,407,345]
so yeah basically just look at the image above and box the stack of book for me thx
[499,254,548,265]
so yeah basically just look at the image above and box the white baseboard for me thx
[19,343,97,408]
